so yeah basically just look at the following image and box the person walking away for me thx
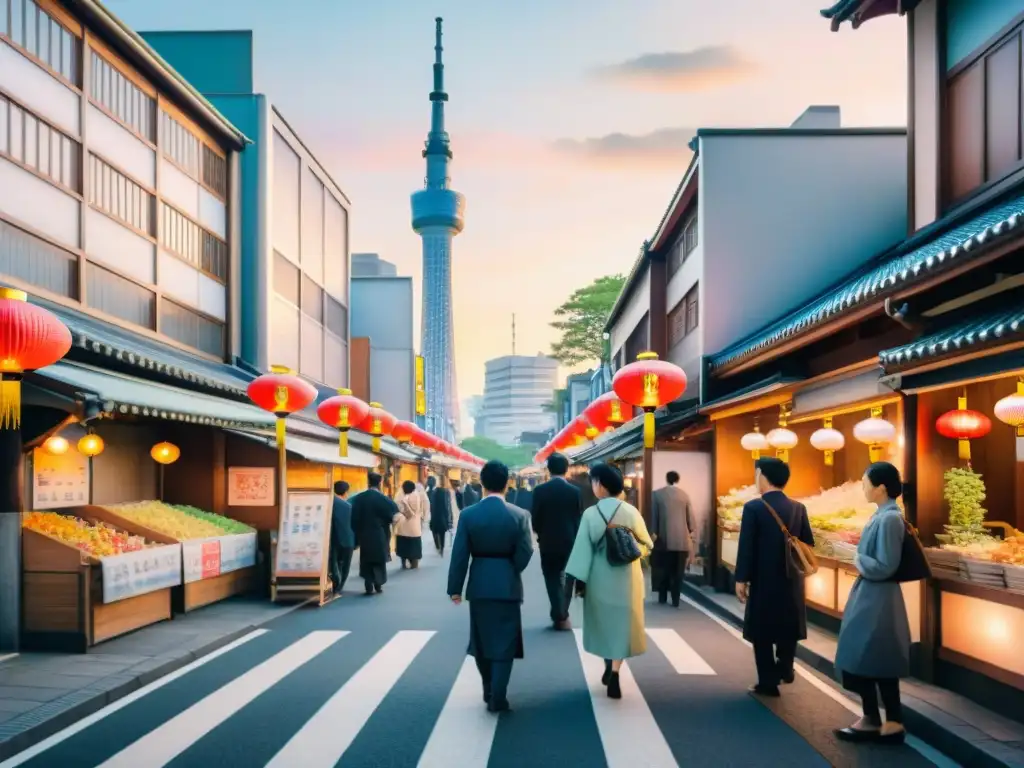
[650,471,696,607]
[462,480,480,508]
[328,481,354,596]
[351,472,398,594]
[448,460,534,713]
[531,452,583,630]
[394,479,428,569]
[833,462,913,744]
[429,476,452,556]
[734,457,815,696]
[566,462,653,700]
[450,478,464,530]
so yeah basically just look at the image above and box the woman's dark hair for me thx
[589,462,624,497]
[865,462,902,499]
[402,480,416,495]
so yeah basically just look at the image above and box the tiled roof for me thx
[820,0,915,31]
[709,193,1024,372]
[879,306,1024,370]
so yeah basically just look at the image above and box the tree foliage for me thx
[460,436,535,469]
[550,274,626,366]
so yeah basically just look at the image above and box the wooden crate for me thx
[22,528,172,651]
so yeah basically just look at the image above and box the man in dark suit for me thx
[448,460,534,713]
[429,475,452,556]
[351,472,398,595]
[734,457,815,697]
[531,452,583,630]
[328,480,354,596]
[462,480,481,508]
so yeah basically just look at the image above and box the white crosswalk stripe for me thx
[645,628,716,675]
[418,656,499,768]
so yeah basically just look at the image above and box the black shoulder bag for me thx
[595,501,642,566]
[887,516,932,583]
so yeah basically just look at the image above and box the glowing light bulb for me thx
[43,436,69,455]
[77,433,105,457]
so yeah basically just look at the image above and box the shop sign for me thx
[32,446,89,509]
[415,355,426,416]
[227,467,275,507]
[276,492,330,577]
[102,544,182,603]
[182,538,223,583]
[220,532,257,574]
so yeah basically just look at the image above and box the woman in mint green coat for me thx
[566,463,653,699]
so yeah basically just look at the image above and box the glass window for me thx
[90,51,154,140]
[301,166,324,281]
[89,154,153,234]
[159,110,200,177]
[8,1,79,84]
[201,144,227,199]
[685,283,699,335]
[324,193,348,300]
[86,263,154,329]
[0,94,81,191]
[325,295,347,338]
[272,131,300,259]
[160,299,225,357]
[273,250,300,305]
[301,274,323,322]
[0,218,77,298]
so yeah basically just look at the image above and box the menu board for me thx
[101,544,182,603]
[182,533,258,583]
[276,492,331,577]
[32,446,90,509]
[227,467,275,507]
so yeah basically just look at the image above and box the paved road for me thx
[2,535,958,768]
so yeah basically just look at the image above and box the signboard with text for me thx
[101,544,182,603]
[182,533,258,583]
[32,447,89,509]
[275,492,331,578]
[227,467,275,507]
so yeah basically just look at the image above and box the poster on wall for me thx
[101,544,182,603]
[32,446,90,509]
[275,491,331,578]
[227,467,275,507]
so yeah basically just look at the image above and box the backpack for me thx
[594,501,642,566]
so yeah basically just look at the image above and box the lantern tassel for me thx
[372,436,381,453]
[275,417,286,449]
[777,449,789,462]
[824,450,834,466]
[0,375,21,430]
[339,430,349,457]
[869,444,883,462]
[958,438,971,462]
[751,449,760,460]
[643,411,655,449]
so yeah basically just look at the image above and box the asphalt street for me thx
[1,533,960,768]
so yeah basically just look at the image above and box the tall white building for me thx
[480,354,558,445]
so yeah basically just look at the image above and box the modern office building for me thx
[352,253,397,278]
[410,18,465,442]
[480,354,558,446]
[350,274,415,422]
[141,30,351,388]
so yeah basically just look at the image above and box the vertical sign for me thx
[32,446,90,509]
[415,355,426,416]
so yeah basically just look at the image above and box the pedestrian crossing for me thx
[0,621,948,768]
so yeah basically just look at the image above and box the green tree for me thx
[550,274,626,366]
[460,436,536,469]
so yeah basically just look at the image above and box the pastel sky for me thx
[105,0,907,410]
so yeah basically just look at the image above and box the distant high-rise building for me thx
[352,253,398,278]
[350,274,415,422]
[410,18,465,442]
[480,355,559,446]
[464,395,485,437]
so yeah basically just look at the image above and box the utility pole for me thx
[512,314,516,356]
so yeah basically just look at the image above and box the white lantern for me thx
[853,407,896,462]
[766,427,798,462]
[740,430,769,459]
[995,380,1024,437]
[810,417,844,466]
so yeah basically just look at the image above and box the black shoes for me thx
[748,684,781,697]
[601,660,612,686]
[374,584,383,594]
[607,672,621,699]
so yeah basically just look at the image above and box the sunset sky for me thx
[106,0,907,407]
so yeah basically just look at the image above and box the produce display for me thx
[941,467,990,546]
[24,511,148,558]
[716,486,759,532]
[990,536,1024,566]
[104,502,254,541]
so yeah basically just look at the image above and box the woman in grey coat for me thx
[833,462,910,745]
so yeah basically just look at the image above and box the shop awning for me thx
[228,430,378,469]
[708,193,1024,375]
[701,375,802,417]
[31,361,275,429]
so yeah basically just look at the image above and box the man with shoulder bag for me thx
[734,457,816,697]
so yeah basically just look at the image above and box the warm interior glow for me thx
[77,433,105,457]
[43,435,69,455]
[805,566,836,610]
[941,592,1024,677]
[150,441,181,465]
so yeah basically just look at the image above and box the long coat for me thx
[651,485,695,552]
[351,489,396,565]
[565,498,653,660]
[734,490,815,644]
[834,501,911,679]
[393,490,428,538]
[429,486,452,533]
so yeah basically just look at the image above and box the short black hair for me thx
[450,478,461,488]
[755,457,790,489]
[666,471,680,485]
[589,462,624,497]
[426,476,437,488]
[480,460,510,493]
[547,452,569,476]
[334,480,350,496]
[866,461,902,499]
[367,472,383,488]
[402,480,416,495]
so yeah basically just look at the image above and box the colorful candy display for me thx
[105,502,254,541]
[23,511,147,558]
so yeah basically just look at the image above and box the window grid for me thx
[5,0,79,84]
[89,50,155,141]
[160,202,226,281]
[669,213,698,276]
[160,298,224,357]
[0,94,80,191]
[325,294,347,338]
[88,154,153,235]
[201,144,227,198]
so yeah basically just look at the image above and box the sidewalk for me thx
[0,596,302,761]
[683,582,1024,768]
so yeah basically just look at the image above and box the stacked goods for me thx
[990,536,1024,592]
[23,511,148,558]
[104,502,254,541]
[942,467,991,546]
[716,486,758,532]
[171,505,254,534]
[925,548,961,579]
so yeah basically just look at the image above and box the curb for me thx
[0,599,310,762]
[682,584,1015,768]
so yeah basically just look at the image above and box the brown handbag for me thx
[762,498,819,578]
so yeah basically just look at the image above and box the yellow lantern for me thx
[151,441,180,465]
[77,432,105,457]
[853,407,896,462]
[740,427,769,460]
[810,417,845,466]
[42,435,69,455]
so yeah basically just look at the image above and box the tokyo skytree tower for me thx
[411,17,465,441]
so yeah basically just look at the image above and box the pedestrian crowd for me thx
[328,448,926,745]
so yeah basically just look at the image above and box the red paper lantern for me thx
[936,395,991,462]
[316,388,370,457]
[392,421,417,445]
[583,392,630,433]
[246,365,318,448]
[358,403,397,453]
[0,288,71,429]
[613,352,687,449]
[411,426,439,451]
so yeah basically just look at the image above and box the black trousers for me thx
[843,673,903,725]
[540,552,574,624]
[329,546,353,593]
[475,657,513,706]
[753,640,796,689]
[652,549,687,606]
[432,530,446,553]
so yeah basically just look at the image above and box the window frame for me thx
[0,92,82,194]
[86,36,156,144]
[87,151,155,237]
[2,0,82,87]
[158,200,228,282]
